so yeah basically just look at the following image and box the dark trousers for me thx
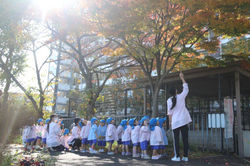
[70,139,81,150]
[173,124,189,157]
[52,145,65,151]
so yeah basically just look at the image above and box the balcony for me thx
[60,71,71,78]
[56,96,69,104]
[58,83,70,91]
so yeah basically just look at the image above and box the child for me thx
[106,117,116,155]
[116,121,123,151]
[60,128,71,151]
[26,124,37,152]
[158,117,168,156]
[97,119,107,153]
[47,115,65,151]
[70,118,82,151]
[121,119,131,156]
[88,117,98,154]
[139,117,151,159]
[41,119,50,150]
[130,118,140,158]
[36,118,43,149]
[81,120,91,153]
[22,125,31,152]
[149,118,163,160]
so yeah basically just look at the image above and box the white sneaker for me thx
[27,146,32,150]
[101,149,105,152]
[98,149,102,153]
[107,152,114,155]
[125,152,131,156]
[171,156,181,162]
[182,157,189,162]
[132,154,140,158]
[90,149,98,154]
[141,154,144,158]
[152,155,160,160]
[144,154,151,159]
[81,150,86,153]
[122,152,125,156]
[35,145,41,149]
[157,155,162,158]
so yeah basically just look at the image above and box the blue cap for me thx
[45,119,50,124]
[37,118,43,124]
[121,119,128,130]
[107,117,113,124]
[91,117,98,124]
[64,128,69,135]
[149,118,157,131]
[129,118,136,129]
[79,121,83,128]
[100,119,105,123]
[158,117,166,128]
[140,117,147,126]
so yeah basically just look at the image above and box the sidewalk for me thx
[54,151,249,166]
[5,144,250,166]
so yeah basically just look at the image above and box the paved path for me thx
[53,152,249,166]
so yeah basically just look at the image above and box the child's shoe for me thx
[132,154,140,158]
[125,152,131,156]
[152,155,160,160]
[182,157,189,162]
[81,149,86,153]
[143,154,150,159]
[107,152,114,155]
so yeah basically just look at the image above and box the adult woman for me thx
[46,115,64,151]
[70,118,82,151]
[167,72,192,162]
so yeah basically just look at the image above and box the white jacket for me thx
[139,126,150,142]
[150,126,163,146]
[167,83,192,130]
[131,125,140,144]
[122,125,132,142]
[106,124,116,141]
[47,122,62,147]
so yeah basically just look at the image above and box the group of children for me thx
[22,115,169,160]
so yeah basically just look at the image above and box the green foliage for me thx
[12,135,23,145]
[222,37,249,55]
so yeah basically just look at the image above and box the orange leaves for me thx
[195,37,220,53]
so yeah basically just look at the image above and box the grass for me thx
[12,135,23,145]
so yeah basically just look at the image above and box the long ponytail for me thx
[169,87,177,110]
[171,95,177,110]
[47,115,56,133]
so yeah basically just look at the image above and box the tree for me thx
[0,0,30,113]
[46,7,134,118]
[0,22,58,117]
[89,0,249,117]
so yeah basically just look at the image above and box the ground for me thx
[54,151,249,166]
[4,144,250,166]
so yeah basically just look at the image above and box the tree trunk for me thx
[151,84,160,118]
[38,94,44,118]
[85,75,96,118]
[1,76,11,113]
[86,101,95,119]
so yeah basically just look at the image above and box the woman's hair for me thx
[74,118,81,126]
[169,87,177,110]
[47,114,56,133]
